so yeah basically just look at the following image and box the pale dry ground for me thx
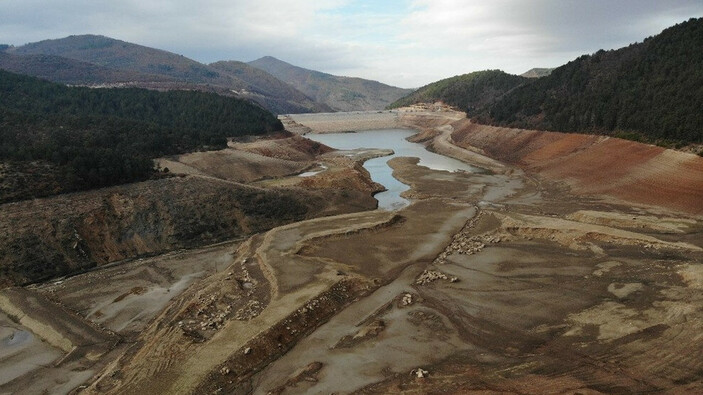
[0,130,375,394]
[0,312,62,388]
[286,111,401,133]
[0,287,118,395]
[156,148,310,183]
[37,241,242,335]
[284,107,465,135]
[249,155,703,394]
[1,109,702,394]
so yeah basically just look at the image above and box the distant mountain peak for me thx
[249,56,412,111]
[4,36,334,113]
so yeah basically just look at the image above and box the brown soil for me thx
[157,149,309,183]
[230,134,333,161]
[3,110,702,394]
[0,176,373,287]
[448,119,703,215]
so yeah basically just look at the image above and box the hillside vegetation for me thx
[0,51,175,84]
[4,35,325,114]
[249,56,413,111]
[470,18,703,144]
[0,70,282,203]
[0,176,333,286]
[10,35,234,86]
[388,70,527,111]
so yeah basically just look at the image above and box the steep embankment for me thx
[449,119,703,215]
[0,176,361,287]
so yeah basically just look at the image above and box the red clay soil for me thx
[451,119,703,215]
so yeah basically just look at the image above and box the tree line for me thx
[0,69,283,202]
[469,18,703,146]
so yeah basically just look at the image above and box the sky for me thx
[1,0,702,88]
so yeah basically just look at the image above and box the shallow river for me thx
[306,129,479,210]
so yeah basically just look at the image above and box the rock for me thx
[415,270,448,285]
[412,368,429,378]
[220,366,230,375]
[244,347,252,355]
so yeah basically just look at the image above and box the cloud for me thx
[1,0,702,88]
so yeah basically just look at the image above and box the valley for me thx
[1,107,701,394]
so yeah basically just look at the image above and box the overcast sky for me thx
[1,0,702,88]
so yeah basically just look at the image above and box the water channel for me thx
[305,129,480,210]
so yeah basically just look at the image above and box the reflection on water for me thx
[306,129,478,210]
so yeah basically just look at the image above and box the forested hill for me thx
[0,69,282,203]
[3,35,326,114]
[388,70,528,111]
[470,17,703,144]
[9,35,234,86]
[0,51,176,85]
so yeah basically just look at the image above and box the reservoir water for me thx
[306,129,479,210]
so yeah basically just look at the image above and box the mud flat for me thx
[0,287,118,395]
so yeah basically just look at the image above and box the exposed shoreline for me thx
[1,109,702,394]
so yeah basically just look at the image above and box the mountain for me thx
[248,56,413,111]
[9,34,237,86]
[520,68,554,78]
[470,18,703,144]
[209,60,332,113]
[388,70,528,111]
[0,69,282,203]
[0,51,175,84]
[4,35,324,114]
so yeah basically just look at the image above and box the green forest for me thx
[390,18,702,146]
[388,70,527,111]
[469,18,703,145]
[0,70,283,202]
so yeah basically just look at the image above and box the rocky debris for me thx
[220,366,230,375]
[178,293,235,337]
[411,368,429,378]
[176,258,268,340]
[433,213,510,264]
[433,211,484,265]
[193,279,370,395]
[415,270,458,285]
[401,293,413,306]
[234,300,264,320]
